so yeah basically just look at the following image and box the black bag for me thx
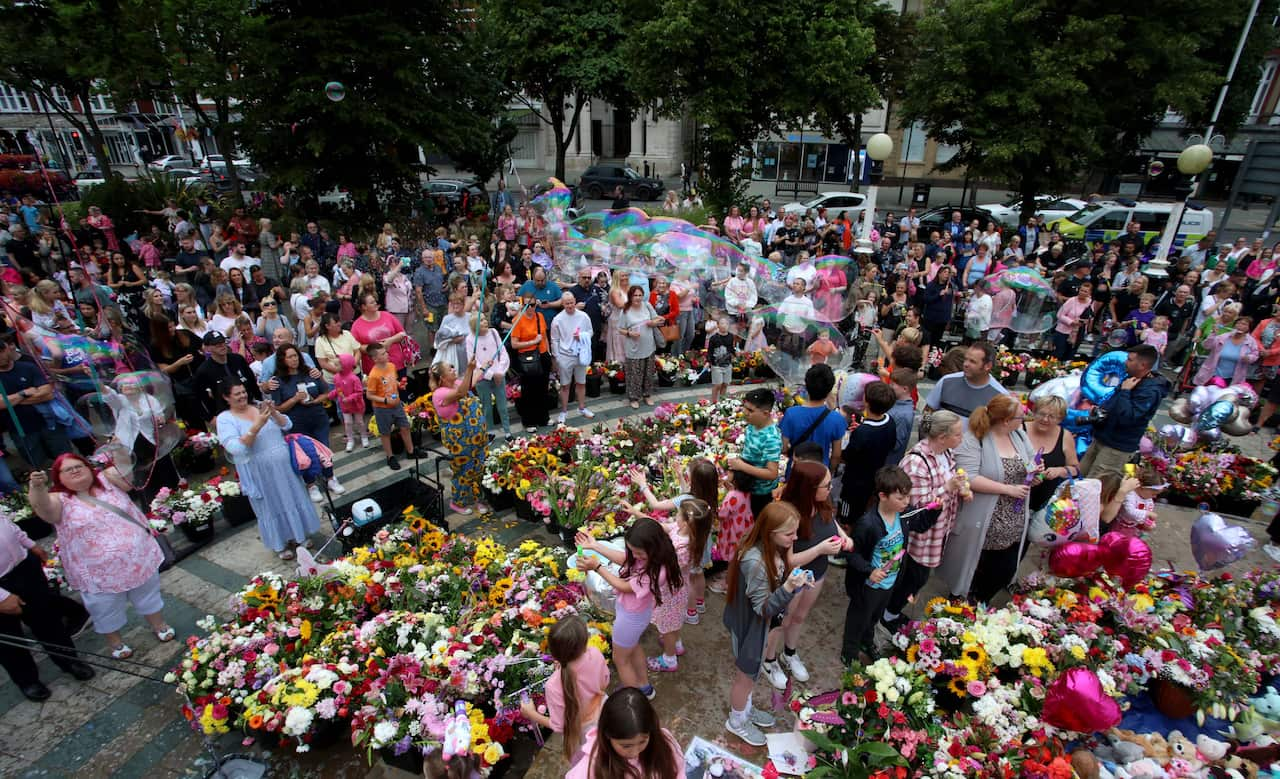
[516,314,548,378]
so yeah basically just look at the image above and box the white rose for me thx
[284,707,315,736]
[372,721,399,748]
[886,688,900,703]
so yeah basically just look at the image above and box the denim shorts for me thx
[374,405,410,433]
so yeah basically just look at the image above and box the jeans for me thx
[1052,331,1077,360]
[475,377,511,435]
[675,309,698,357]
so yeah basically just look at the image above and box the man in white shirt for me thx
[548,292,595,425]
[898,208,920,245]
[219,241,260,274]
[764,214,786,246]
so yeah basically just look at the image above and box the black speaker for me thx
[326,458,448,552]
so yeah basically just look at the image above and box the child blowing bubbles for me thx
[518,615,609,766]
[841,466,942,664]
[632,457,719,625]
[575,519,683,702]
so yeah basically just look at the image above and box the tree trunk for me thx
[703,140,736,216]
[80,108,115,179]
[1017,169,1040,230]
[215,101,243,203]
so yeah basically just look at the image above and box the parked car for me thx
[780,191,867,218]
[977,195,1087,228]
[577,165,663,201]
[916,205,1004,236]
[201,165,261,193]
[146,154,192,171]
[162,167,205,187]
[423,179,487,208]
[318,187,354,210]
[73,171,108,193]
[199,154,252,169]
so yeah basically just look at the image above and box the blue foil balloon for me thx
[1197,399,1236,432]
[1080,351,1128,405]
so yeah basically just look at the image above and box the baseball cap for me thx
[202,331,227,346]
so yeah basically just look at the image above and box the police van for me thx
[1048,198,1214,251]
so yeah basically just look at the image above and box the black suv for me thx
[578,165,663,201]
[423,179,487,206]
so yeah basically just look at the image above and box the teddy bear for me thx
[1168,730,1206,776]
[1112,729,1173,762]
[1095,734,1150,767]
[1115,758,1172,779]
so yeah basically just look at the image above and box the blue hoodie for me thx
[1095,373,1169,451]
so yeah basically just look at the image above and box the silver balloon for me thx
[1190,510,1257,570]
[1158,423,1199,450]
[1188,385,1225,415]
[1167,397,1195,424]
[1221,407,1254,436]
[1196,399,1237,433]
[1029,373,1081,404]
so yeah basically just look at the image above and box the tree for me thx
[625,0,880,212]
[0,0,151,177]
[479,0,632,181]
[900,0,1279,225]
[236,0,510,216]
[151,0,266,203]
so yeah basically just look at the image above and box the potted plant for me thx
[207,475,255,526]
[149,482,219,542]
[584,362,604,398]
[604,363,626,394]
[172,430,219,476]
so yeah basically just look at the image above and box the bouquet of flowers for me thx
[531,454,616,530]
[405,395,441,436]
[0,490,33,525]
[1152,448,1276,502]
[603,362,625,381]
[993,348,1029,384]
[149,482,220,529]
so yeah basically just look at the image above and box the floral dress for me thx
[57,482,162,594]
[432,384,486,506]
[651,519,691,634]
[983,456,1028,551]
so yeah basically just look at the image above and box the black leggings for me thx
[969,543,1020,604]
[923,320,946,346]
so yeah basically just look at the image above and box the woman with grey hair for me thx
[880,410,971,627]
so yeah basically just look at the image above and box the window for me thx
[1248,60,1278,124]
[36,86,71,113]
[0,84,31,113]
[1094,210,1131,232]
[934,141,960,165]
[757,141,778,180]
[800,143,825,182]
[900,120,926,162]
[88,90,114,113]
[1130,211,1170,233]
[776,143,801,180]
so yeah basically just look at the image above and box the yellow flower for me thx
[1129,593,1155,613]
[299,620,312,641]
[1054,591,1078,609]
[1070,646,1086,661]
[588,634,610,655]
[961,644,987,667]
[483,742,504,765]
[906,645,919,664]
[947,677,969,697]
[959,658,981,681]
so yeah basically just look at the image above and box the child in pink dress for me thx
[331,353,369,452]
[713,470,755,565]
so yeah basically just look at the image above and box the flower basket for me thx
[544,517,564,535]
[484,486,514,512]
[657,371,675,387]
[178,449,216,476]
[303,718,347,751]
[178,519,215,543]
[754,365,776,380]
[514,496,535,522]
[558,527,576,548]
[221,495,256,527]
[1150,678,1196,720]
[379,745,424,775]
[585,375,602,398]
[996,369,1020,387]
[608,377,625,394]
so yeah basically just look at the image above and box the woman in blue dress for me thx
[214,378,319,560]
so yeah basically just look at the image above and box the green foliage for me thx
[79,172,208,237]
[801,730,908,779]
[479,0,633,180]
[901,0,1278,223]
[625,0,885,212]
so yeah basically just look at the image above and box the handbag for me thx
[516,313,547,378]
[658,323,680,344]
[77,492,176,569]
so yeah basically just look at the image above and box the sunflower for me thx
[488,577,515,607]
[925,597,949,615]
[407,515,428,534]
[962,644,987,667]
[947,677,969,697]
[906,644,919,664]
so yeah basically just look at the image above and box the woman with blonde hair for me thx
[208,293,243,336]
[29,279,75,334]
[939,394,1037,602]
[375,222,397,253]
[604,269,630,363]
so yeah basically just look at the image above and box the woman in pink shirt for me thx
[382,262,413,328]
[496,205,518,243]
[350,293,411,375]
[519,616,609,764]
[27,454,173,660]
[1052,282,1092,359]
[723,206,745,241]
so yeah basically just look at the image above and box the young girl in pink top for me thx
[519,616,609,765]
[565,688,685,779]
[575,519,683,702]
[330,353,368,452]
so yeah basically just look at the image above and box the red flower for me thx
[762,761,780,779]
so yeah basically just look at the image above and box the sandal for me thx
[278,549,296,561]
[630,402,640,410]
[110,644,133,660]
[154,626,176,642]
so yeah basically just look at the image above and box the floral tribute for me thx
[169,508,609,770]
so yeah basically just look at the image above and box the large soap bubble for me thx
[991,267,1055,333]
[756,306,853,385]
[324,81,346,102]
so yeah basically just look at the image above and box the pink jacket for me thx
[331,354,367,415]
[1194,332,1260,386]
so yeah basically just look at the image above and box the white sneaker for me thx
[307,484,323,503]
[361,437,371,448]
[760,659,787,690]
[724,716,766,747]
[1266,543,1280,564]
[578,407,595,418]
[327,477,346,495]
[556,411,567,425]
[779,651,810,683]
[345,439,354,453]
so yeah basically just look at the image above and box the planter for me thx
[608,377,625,394]
[177,450,216,476]
[303,718,347,751]
[544,518,563,535]
[732,367,747,381]
[1024,374,1046,390]
[696,369,712,385]
[558,527,577,548]
[657,372,675,387]
[379,745,425,775]
[585,375,602,398]
[754,365,776,380]
[1163,492,1261,517]
[485,487,514,512]
[1150,678,1197,720]
[996,370,1020,387]
[221,495,256,527]
[489,729,552,779]
[514,496,536,522]
[177,520,215,543]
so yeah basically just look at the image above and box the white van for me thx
[1049,198,1214,251]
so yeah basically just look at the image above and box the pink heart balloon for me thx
[1042,667,1122,732]
[1048,541,1103,578]
[1099,532,1153,588]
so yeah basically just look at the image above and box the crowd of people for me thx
[2,184,1280,777]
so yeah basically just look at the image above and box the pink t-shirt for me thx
[565,728,686,779]
[431,383,460,421]
[545,647,610,734]
[350,312,408,373]
[616,565,665,614]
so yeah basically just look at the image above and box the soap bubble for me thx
[754,306,853,386]
[324,81,346,102]
[990,267,1056,334]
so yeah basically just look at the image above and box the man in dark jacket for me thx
[1081,344,1168,477]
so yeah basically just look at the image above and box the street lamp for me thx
[856,132,894,254]
[1150,143,1214,271]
